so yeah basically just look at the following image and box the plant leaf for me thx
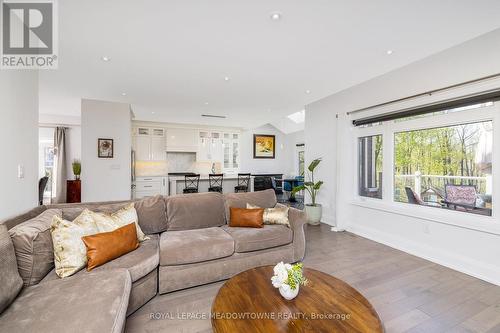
[291,185,305,194]
[313,181,324,190]
[308,158,322,172]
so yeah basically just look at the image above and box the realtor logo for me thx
[1,0,58,69]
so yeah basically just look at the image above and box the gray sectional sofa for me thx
[0,189,306,333]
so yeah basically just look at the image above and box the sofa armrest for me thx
[288,207,306,262]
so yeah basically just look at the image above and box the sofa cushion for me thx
[221,224,293,253]
[160,227,234,265]
[165,192,225,231]
[57,202,130,221]
[42,234,159,283]
[224,189,277,224]
[0,224,23,314]
[134,195,167,234]
[0,269,131,333]
[8,209,61,286]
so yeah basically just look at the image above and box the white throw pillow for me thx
[88,203,149,242]
[51,210,99,278]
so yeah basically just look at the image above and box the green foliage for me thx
[292,158,322,205]
[394,122,491,202]
[72,159,81,176]
[285,262,308,290]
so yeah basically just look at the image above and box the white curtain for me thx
[53,127,67,203]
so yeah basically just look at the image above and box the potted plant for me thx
[292,158,323,225]
[72,159,81,180]
[271,262,308,300]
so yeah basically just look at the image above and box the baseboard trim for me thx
[347,224,500,286]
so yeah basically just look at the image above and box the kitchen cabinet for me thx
[166,128,197,152]
[197,131,223,162]
[223,133,240,173]
[132,127,166,161]
[133,176,167,199]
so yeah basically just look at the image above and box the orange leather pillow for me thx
[82,223,139,271]
[229,208,264,228]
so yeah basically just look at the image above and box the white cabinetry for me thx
[197,131,224,162]
[223,133,240,173]
[133,176,167,199]
[132,127,166,161]
[166,128,197,152]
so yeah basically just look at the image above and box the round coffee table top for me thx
[212,266,384,333]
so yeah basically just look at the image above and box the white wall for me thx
[81,99,132,202]
[0,71,39,220]
[239,124,301,176]
[305,28,500,284]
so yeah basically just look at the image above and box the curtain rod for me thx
[347,72,500,115]
[39,123,79,129]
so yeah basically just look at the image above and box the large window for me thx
[394,121,492,216]
[358,135,383,199]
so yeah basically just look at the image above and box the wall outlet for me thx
[423,223,430,234]
[17,164,24,179]
[110,164,121,170]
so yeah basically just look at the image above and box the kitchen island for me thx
[168,175,254,195]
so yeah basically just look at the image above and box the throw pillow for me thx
[88,203,148,242]
[247,203,290,227]
[134,195,167,234]
[229,207,264,228]
[51,210,99,278]
[0,224,23,314]
[82,223,139,271]
[8,208,62,286]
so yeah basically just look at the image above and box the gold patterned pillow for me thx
[88,203,148,242]
[51,210,99,278]
[246,203,289,227]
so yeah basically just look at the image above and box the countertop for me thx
[168,174,250,181]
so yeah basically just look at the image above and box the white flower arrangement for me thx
[271,262,308,300]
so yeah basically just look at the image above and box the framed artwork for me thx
[98,138,114,158]
[253,134,275,159]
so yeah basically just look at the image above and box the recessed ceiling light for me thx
[151,111,155,114]
[305,89,311,94]
[224,76,230,81]
[101,56,111,62]
[121,92,127,96]
[270,12,282,21]
[204,102,209,105]
[386,50,393,55]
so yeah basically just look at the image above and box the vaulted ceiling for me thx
[39,0,500,130]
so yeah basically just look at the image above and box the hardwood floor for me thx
[126,224,500,333]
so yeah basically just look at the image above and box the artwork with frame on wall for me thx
[98,138,114,158]
[253,134,275,159]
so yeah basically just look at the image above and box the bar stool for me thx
[208,174,224,193]
[234,173,251,193]
[183,174,200,194]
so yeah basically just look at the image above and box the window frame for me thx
[353,101,499,232]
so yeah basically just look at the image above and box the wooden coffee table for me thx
[212,266,384,332]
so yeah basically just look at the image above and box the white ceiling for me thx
[39,0,500,130]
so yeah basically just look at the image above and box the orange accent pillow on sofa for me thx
[82,223,139,271]
[229,208,264,228]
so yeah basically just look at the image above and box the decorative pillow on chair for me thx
[229,207,264,228]
[82,223,139,271]
[51,210,99,278]
[247,203,289,227]
[88,203,148,242]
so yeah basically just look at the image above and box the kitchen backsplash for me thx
[135,161,168,176]
[135,153,223,176]
[167,152,196,172]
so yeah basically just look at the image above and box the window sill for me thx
[350,198,500,236]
